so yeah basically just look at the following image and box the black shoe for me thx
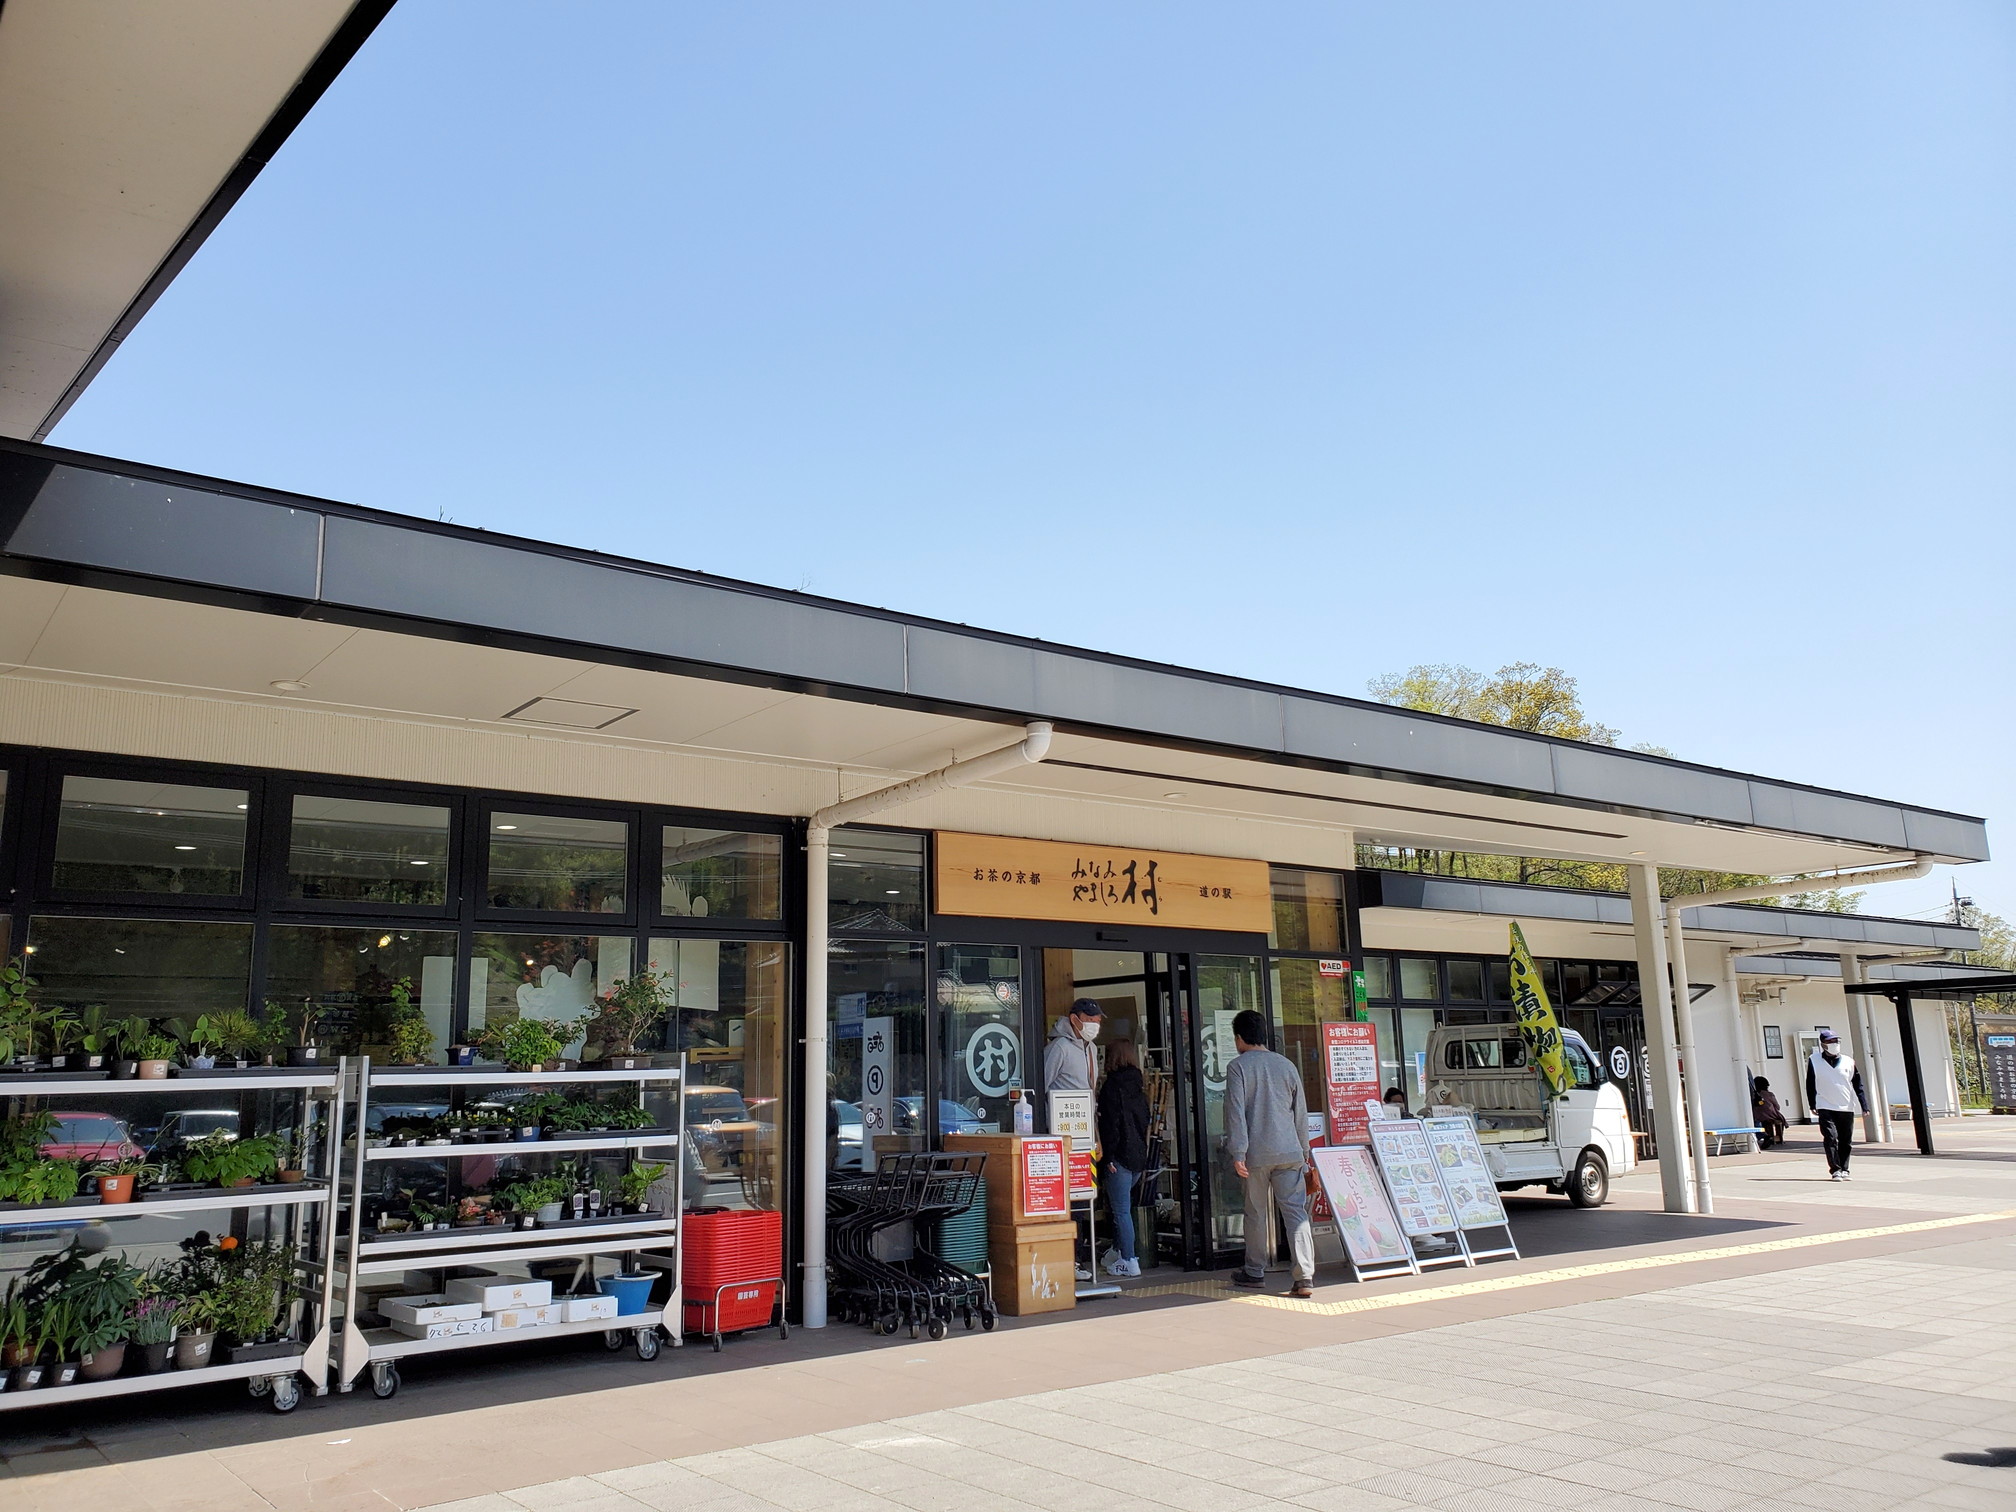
[1230,1272,1266,1289]
[1290,1280,1315,1300]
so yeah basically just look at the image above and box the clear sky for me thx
[52,2,2016,924]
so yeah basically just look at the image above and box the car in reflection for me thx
[138,1109,240,1153]
[42,1112,143,1163]
[684,1085,769,1174]
[832,1097,991,1172]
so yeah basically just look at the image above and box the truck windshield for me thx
[1446,1039,1529,1069]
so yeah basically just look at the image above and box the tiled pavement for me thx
[7,1122,2016,1512]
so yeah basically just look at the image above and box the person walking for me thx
[1222,1008,1316,1298]
[1805,1029,1868,1181]
[1044,998,1102,1094]
[1096,1038,1151,1277]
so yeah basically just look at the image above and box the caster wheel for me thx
[927,1318,948,1341]
[247,1377,271,1399]
[874,1314,897,1336]
[980,1311,997,1332]
[370,1363,400,1400]
[962,1311,976,1331]
[270,1375,303,1414]
[635,1328,661,1361]
[712,1335,723,1353]
[604,1331,626,1351]
[908,1322,919,1340]
[778,1323,790,1341]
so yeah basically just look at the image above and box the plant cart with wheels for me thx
[0,1065,349,1416]
[331,1059,684,1400]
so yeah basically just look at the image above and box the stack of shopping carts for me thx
[828,1151,997,1340]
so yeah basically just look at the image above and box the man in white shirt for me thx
[1805,1029,1869,1181]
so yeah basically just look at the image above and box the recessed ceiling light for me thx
[270,680,308,692]
[378,935,393,948]
[495,824,518,831]
[235,804,248,811]
[886,889,901,895]
[831,853,847,859]
[409,859,430,866]
[1630,850,1648,856]
[174,845,197,851]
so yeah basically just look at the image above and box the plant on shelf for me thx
[52,1003,115,1067]
[0,956,46,1064]
[0,1281,30,1367]
[89,1154,159,1203]
[179,1131,279,1188]
[0,1111,82,1208]
[270,1126,311,1181]
[599,1102,654,1131]
[497,1172,573,1217]
[384,976,436,1065]
[128,1294,178,1347]
[199,1008,265,1064]
[583,968,671,1063]
[259,997,325,1064]
[616,1161,667,1212]
[475,1015,572,1072]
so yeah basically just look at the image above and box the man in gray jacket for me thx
[1223,1008,1315,1298]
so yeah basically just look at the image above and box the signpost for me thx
[1983,1035,2016,1113]
[1367,1120,1470,1270]
[1310,1145,1416,1280]
[1421,1116,1519,1262]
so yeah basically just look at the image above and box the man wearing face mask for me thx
[1044,998,1103,1095]
[1805,1029,1869,1181]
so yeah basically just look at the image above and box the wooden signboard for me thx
[935,833,1271,934]
[1310,1144,1416,1279]
[1367,1119,1469,1270]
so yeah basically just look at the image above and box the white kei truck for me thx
[1421,1025,1635,1207]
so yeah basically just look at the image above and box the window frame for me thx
[266,778,463,919]
[474,797,641,927]
[649,810,794,932]
[36,757,265,910]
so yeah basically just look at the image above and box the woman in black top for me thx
[1096,1038,1151,1277]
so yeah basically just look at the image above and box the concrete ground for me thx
[6,1119,2016,1512]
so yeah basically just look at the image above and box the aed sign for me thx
[1318,959,1348,978]
[935,833,1271,933]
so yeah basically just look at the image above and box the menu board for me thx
[1422,1116,1508,1230]
[1368,1120,1458,1238]
[1310,1145,1412,1271]
[1321,1021,1382,1145]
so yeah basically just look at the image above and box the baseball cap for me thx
[1819,1029,1840,1043]
[1070,998,1105,1017]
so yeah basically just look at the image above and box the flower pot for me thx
[223,1177,256,1189]
[447,1044,476,1066]
[98,1173,137,1203]
[79,1342,127,1381]
[49,1360,80,1387]
[50,1052,107,1072]
[136,1340,175,1374]
[189,1055,217,1070]
[112,1059,139,1080]
[597,1274,655,1316]
[287,1046,323,1066]
[516,1126,541,1141]
[597,1054,649,1071]
[9,1363,43,1391]
[536,1202,565,1224]
[137,1058,172,1080]
[172,1331,216,1370]
[229,1057,255,1069]
[1,1341,29,1369]
[277,1168,304,1184]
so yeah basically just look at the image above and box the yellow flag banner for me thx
[1509,922,1573,1098]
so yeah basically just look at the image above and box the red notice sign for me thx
[1322,1021,1382,1146]
[1020,1136,1068,1217]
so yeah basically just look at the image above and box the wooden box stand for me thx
[944,1134,1077,1317]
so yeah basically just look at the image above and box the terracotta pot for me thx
[98,1173,137,1203]
[79,1342,126,1381]
[137,1058,172,1080]
[1,1341,28,1369]
[277,1168,304,1183]
[172,1331,215,1370]
[223,1177,256,1189]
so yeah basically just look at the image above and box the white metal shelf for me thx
[0,1185,332,1227]
[347,1214,676,1258]
[0,1352,310,1412]
[367,1067,682,1087]
[0,1072,339,1095]
[365,1133,677,1161]
[349,1231,676,1275]
[361,1307,664,1363]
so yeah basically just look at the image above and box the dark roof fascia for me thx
[1846,972,2016,1000]
[28,2,398,440]
[0,436,1990,862]
[1740,959,1999,984]
[1366,871,1982,951]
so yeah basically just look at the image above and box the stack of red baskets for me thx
[682,1206,783,1341]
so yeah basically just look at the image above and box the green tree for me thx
[1367,662,1620,745]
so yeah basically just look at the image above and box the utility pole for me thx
[1952,881,1982,1103]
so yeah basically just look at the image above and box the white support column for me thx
[1721,949,1756,1142]
[1837,952,1889,1144]
[1664,902,1714,1215]
[802,823,831,1328]
[1629,864,1693,1213]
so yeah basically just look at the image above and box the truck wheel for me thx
[1567,1149,1608,1208]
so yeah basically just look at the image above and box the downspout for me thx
[800,722,1053,1329]
[1662,854,1935,1216]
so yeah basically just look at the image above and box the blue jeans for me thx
[1103,1163,1139,1262]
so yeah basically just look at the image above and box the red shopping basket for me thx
[685,1278,779,1336]
[683,1207,782,1288]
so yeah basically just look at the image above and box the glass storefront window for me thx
[1445,959,1486,1003]
[25,916,253,1020]
[54,776,248,895]
[467,933,636,1055]
[646,938,787,1211]
[1399,956,1440,1001]
[1559,961,1595,1006]
[487,811,628,913]
[660,827,782,920]
[266,926,457,1057]
[938,945,1022,1138]
[287,795,451,905]
[1271,956,1350,1107]
[1362,954,1393,1002]
[1196,955,1264,1254]
[828,828,924,932]
[1268,866,1346,953]
[826,940,926,1172]
[1487,960,1512,1002]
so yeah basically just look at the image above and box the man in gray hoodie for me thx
[1223,1008,1315,1298]
[1044,998,1102,1095]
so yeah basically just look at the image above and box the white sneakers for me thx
[1100,1248,1142,1277]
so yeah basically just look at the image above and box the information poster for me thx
[1368,1120,1458,1238]
[1048,1090,1095,1151]
[1322,1021,1382,1145]
[1310,1145,1412,1271]
[1020,1136,1068,1217]
[1422,1116,1508,1230]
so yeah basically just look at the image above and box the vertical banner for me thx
[1508,923,1572,1098]
[860,1015,894,1158]
[1322,1020,1382,1145]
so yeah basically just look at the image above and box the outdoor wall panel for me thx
[903,627,1039,712]
[1746,783,1910,851]
[1900,809,1994,862]
[1027,650,1286,750]
[1551,744,1754,824]
[1282,697,1558,793]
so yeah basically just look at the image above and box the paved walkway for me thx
[7,1121,2016,1512]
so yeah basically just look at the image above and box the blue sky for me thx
[53,2,2015,923]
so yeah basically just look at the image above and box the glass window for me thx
[1400,1006,1436,1105]
[1559,961,1595,1006]
[1487,960,1513,1003]
[1268,866,1346,953]
[53,776,248,895]
[1196,955,1265,1254]
[1399,956,1440,1001]
[1361,955,1394,1002]
[487,811,628,913]
[645,938,787,1210]
[266,926,458,1058]
[828,828,924,933]
[1564,1039,1599,1090]
[827,940,926,1172]
[1445,959,1486,1003]
[287,795,451,905]
[938,945,1023,1138]
[25,915,252,1020]
[467,933,637,1056]
[1271,956,1350,1101]
[660,827,782,920]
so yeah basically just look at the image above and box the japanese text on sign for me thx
[935,834,1272,932]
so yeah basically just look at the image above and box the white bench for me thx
[1706,1127,1761,1156]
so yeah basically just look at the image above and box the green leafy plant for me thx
[476,1015,570,1071]
[111,1014,154,1060]
[0,956,45,1061]
[91,1155,159,1181]
[200,1009,264,1058]
[0,1282,30,1359]
[127,1294,178,1346]
[136,1032,180,1062]
[497,1173,573,1213]
[54,1004,115,1058]
[385,977,436,1065]
[617,1161,667,1210]
[179,1132,278,1187]
[0,1109,55,1167]
[30,1297,72,1362]
[171,1291,219,1335]
[0,1158,82,1206]
[584,969,671,1058]
[599,1102,653,1131]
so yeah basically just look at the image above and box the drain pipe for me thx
[1664,855,1935,1214]
[801,722,1054,1328]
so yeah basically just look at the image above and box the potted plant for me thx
[181,1014,223,1070]
[32,1298,76,1386]
[200,1009,264,1069]
[255,1003,294,1067]
[217,1241,297,1362]
[385,976,436,1066]
[0,1283,32,1388]
[0,957,52,1070]
[49,1003,109,1072]
[106,1014,151,1079]
[91,1155,157,1204]
[501,1173,572,1225]
[171,1293,218,1369]
[127,1295,178,1373]
[273,997,326,1066]
[135,1028,180,1080]
[0,1156,83,1208]
[475,1015,569,1073]
[271,1128,308,1184]
[584,969,671,1070]
[181,1131,279,1188]
[617,1161,667,1214]
[74,1306,129,1382]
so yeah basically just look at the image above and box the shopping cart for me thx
[828,1151,996,1340]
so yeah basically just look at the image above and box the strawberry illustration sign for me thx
[935,833,1271,933]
